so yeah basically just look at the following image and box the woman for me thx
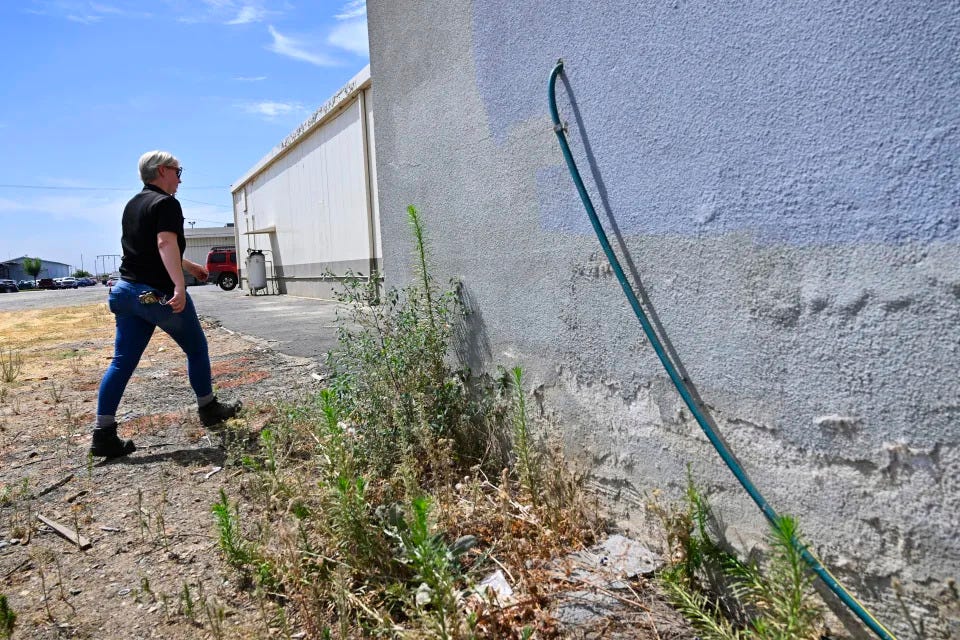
[91,150,240,458]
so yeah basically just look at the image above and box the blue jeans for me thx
[97,279,212,416]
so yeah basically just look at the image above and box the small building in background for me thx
[231,65,379,298]
[184,225,238,285]
[0,256,71,281]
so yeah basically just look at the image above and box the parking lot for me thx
[0,284,343,360]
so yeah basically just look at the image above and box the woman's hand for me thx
[184,260,209,282]
[167,286,186,313]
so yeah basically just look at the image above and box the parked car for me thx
[38,278,56,290]
[206,246,239,291]
[18,280,36,290]
[77,277,96,287]
[58,277,79,289]
[0,279,19,293]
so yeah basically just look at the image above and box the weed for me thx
[137,488,149,542]
[330,473,382,569]
[48,381,64,404]
[0,349,22,384]
[201,207,600,637]
[656,475,824,639]
[509,367,540,505]
[180,583,196,622]
[0,594,15,640]
[29,547,56,622]
[388,495,463,639]
[204,598,227,640]
[0,385,6,404]
[212,489,252,569]
[63,403,83,432]
[327,205,487,481]
[137,575,154,604]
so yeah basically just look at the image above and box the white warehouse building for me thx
[231,65,380,298]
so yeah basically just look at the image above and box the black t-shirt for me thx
[118,184,185,296]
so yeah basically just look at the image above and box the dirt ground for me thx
[0,300,697,639]
[0,301,322,639]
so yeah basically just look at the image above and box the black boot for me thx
[90,424,136,458]
[198,398,242,427]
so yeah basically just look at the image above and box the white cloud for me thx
[66,13,102,24]
[243,100,305,120]
[266,25,340,67]
[0,193,127,225]
[234,75,267,82]
[0,191,227,228]
[328,19,367,56]
[26,1,152,23]
[176,0,275,25]
[335,0,365,21]
[227,5,266,25]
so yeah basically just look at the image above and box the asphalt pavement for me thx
[190,286,343,360]
[0,285,344,361]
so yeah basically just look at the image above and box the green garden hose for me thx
[547,59,898,640]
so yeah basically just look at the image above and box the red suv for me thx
[206,246,238,291]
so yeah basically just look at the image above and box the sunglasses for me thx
[165,165,183,178]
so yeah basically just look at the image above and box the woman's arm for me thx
[157,231,187,313]
[182,258,209,282]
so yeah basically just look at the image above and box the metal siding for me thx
[238,97,371,278]
[183,234,234,266]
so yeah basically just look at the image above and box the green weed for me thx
[327,205,489,481]
[387,495,462,639]
[656,475,824,639]
[0,349,22,384]
[509,366,540,505]
[202,206,599,638]
[212,489,252,569]
[0,594,15,640]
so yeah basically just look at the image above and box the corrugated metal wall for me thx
[232,67,379,298]
[184,233,234,266]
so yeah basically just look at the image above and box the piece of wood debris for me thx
[65,490,88,503]
[204,466,223,480]
[100,526,121,532]
[36,513,91,550]
[3,558,31,579]
[12,455,55,470]
[35,473,74,499]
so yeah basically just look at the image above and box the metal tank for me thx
[245,250,267,291]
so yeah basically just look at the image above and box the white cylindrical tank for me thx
[246,250,267,290]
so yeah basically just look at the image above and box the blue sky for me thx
[0,0,368,273]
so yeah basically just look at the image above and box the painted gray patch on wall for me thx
[474,1,960,244]
[367,1,960,636]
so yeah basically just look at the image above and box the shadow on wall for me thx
[453,281,492,374]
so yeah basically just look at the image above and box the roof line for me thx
[231,64,371,193]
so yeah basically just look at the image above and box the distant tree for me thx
[72,269,92,278]
[22,257,42,283]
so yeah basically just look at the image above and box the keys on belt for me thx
[138,291,169,305]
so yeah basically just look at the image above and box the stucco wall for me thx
[366,2,960,636]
